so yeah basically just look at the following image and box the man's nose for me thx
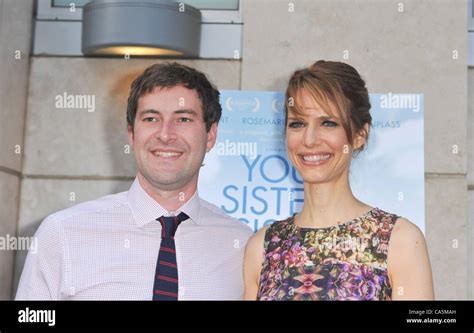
[155,119,177,143]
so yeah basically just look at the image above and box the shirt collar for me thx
[128,177,201,227]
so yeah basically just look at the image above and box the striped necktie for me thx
[152,212,189,300]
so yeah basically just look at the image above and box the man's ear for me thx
[127,124,134,149]
[206,123,218,152]
[354,123,369,150]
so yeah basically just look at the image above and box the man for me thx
[16,63,253,300]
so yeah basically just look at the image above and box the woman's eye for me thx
[322,120,338,127]
[288,121,304,128]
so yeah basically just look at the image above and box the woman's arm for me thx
[388,218,434,300]
[243,226,268,300]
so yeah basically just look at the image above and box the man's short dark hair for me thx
[127,62,221,132]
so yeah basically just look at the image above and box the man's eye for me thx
[178,117,192,123]
[143,117,157,122]
[288,121,304,128]
[322,120,338,127]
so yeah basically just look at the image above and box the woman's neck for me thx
[297,176,371,228]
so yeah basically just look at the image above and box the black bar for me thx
[0,301,472,330]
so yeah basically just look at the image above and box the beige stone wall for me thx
[0,0,33,299]
[0,0,470,299]
[468,67,473,299]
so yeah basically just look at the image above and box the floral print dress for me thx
[257,207,399,300]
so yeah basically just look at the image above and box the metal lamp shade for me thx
[82,0,201,57]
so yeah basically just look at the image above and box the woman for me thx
[243,60,434,300]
